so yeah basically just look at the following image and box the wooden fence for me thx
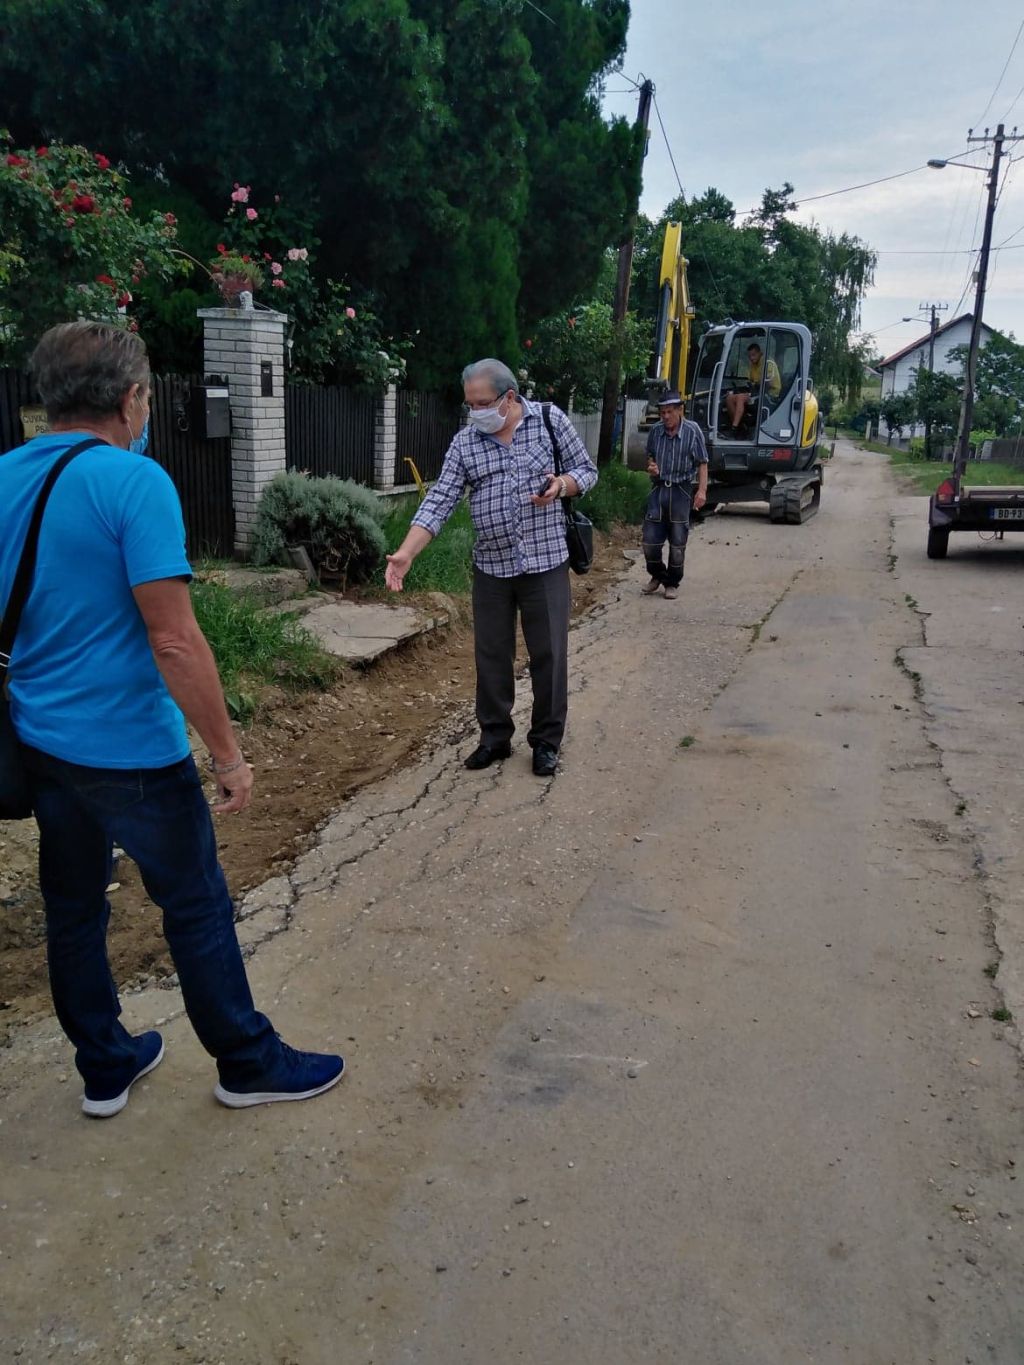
[285,383,376,484]
[0,369,235,558]
[395,390,463,484]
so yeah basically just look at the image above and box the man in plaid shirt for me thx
[385,359,597,777]
[642,390,708,600]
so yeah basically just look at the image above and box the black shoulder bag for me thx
[540,403,594,576]
[0,438,102,819]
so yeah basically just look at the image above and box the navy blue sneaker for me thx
[82,1031,165,1118]
[214,1043,345,1109]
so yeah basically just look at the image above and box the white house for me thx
[876,313,995,439]
[878,313,995,396]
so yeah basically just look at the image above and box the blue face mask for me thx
[129,418,150,456]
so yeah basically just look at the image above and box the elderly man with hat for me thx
[642,390,708,599]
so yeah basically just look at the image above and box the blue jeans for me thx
[23,745,280,1092]
[643,483,691,587]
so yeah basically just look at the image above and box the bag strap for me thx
[541,403,577,521]
[541,402,564,477]
[0,437,104,675]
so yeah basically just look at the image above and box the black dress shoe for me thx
[532,742,559,777]
[464,742,512,770]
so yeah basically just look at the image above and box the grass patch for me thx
[984,962,999,979]
[884,446,1024,496]
[678,735,696,749]
[991,1007,1012,1023]
[372,496,476,595]
[577,461,651,531]
[191,580,339,721]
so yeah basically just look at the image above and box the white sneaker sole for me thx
[82,1041,166,1118]
[213,1063,345,1109]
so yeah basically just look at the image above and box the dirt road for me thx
[2,442,1022,1364]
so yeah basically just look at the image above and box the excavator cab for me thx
[690,321,824,524]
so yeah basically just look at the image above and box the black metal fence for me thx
[285,383,376,483]
[0,369,235,558]
[149,375,235,558]
[395,389,462,484]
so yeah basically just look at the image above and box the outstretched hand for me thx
[385,550,411,592]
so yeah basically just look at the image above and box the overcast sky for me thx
[603,0,1024,361]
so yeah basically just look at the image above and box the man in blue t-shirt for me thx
[0,321,344,1117]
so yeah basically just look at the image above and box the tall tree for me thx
[0,0,637,387]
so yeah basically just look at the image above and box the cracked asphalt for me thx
[1,442,1022,1364]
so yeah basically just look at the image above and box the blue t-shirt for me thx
[0,431,193,768]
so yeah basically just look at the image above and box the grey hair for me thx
[461,357,519,397]
[29,321,151,420]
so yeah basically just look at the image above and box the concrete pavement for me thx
[1,442,1021,1364]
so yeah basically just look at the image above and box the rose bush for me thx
[0,133,186,364]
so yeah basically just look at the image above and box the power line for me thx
[1004,78,1024,124]
[975,17,1024,127]
[651,92,684,198]
[520,0,556,24]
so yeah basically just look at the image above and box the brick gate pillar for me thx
[198,304,288,554]
[374,384,398,490]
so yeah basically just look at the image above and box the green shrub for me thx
[251,471,386,587]
[907,437,926,460]
[578,461,651,530]
[191,579,339,720]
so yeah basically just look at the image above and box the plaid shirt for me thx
[412,398,598,577]
[646,418,708,484]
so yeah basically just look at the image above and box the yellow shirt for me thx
[749,356,781,397]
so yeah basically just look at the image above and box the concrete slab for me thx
[298,597,451,664]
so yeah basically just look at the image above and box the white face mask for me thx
[467,393,510,434]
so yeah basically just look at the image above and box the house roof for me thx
[878,313,994,370]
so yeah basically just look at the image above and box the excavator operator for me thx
[725,342,781,436]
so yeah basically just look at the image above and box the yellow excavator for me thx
[627,223,824,524]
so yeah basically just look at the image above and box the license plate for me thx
[990,507,1024,520]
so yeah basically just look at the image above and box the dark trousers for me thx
[23,745,281,1092]
[643,483,691,588]
[472,563,571,750]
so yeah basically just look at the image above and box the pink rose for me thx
[230,184,250,204]
[272,279,286,289]
[246,207,258,221]
[270,261,283,275]
[345,306,356,319]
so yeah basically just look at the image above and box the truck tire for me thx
[926,527,949,560]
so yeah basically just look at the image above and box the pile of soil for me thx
[0,526,637,1028]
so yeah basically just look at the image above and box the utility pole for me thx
[917,301,947,458]
[951,123,1021,484]
[597,78,654,466]
[920,301,947,372]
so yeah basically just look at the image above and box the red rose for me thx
[36,146,48,157]
[216,243,227,255]
[117,292,132,307]
[525,339,533,349]
[95,274,117,288]
[6,154,28,167]
[71,193,96,213]
[94,153,111,170]
[163,211,176,226]
[122,196,133,210]
[241,254,251,263]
